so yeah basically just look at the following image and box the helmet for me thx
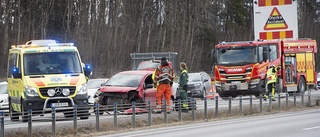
[161,57,167,61]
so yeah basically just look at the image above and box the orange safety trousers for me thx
[156,84,172,111]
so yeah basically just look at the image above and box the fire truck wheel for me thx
[298,77,306,95]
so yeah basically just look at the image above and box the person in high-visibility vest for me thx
[178,62,189,112]
[264,65,280,101]
[153,57,174,113]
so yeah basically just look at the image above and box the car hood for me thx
[99,86,138,93]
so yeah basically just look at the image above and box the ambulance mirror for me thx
[84,64,92,77]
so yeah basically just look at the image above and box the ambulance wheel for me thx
[298,77,306,95]
[63,112,74,118]
[20,100,28,122]
[9,99,19,121]
[79,111,90,120]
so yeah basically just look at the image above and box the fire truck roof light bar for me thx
[219,41,254,45]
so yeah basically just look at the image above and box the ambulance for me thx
[7,40,92,122]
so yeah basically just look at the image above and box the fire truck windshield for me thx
[216,46,258,66]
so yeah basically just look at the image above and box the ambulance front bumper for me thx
[23,95,89,113]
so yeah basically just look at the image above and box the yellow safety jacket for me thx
[152,70,159,89]
[266,67,277,84]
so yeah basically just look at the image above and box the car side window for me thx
[7,53,18,77]
[269,44,278,61]
[144,74,153,87]
[201,74,207,82]
[205,74,210,81]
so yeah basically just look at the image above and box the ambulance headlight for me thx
[62,88,70,96]
[77,84,87,94]
[25,86,39,97]
[47,89,55,97]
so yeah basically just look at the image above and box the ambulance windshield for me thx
[24,52,82,75]
[216,46,258,66]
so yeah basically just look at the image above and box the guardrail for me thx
[0,89,319,137]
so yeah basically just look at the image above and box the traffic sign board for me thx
[258,0,292,7]
[263,7,288,30]
[253,0,298,40]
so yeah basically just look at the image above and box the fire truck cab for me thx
[212,39,317,99]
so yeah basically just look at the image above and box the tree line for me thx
[0,0,319,78]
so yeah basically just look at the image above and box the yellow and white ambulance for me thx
[7,40,92,122]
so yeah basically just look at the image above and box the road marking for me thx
[302,126,320,131]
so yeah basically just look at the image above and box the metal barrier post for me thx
[301,93,304,107]
[286,92,289,109]
[250,95,253,114]
[259,95,262,113]
[147,101,152,126]
[73,105,77,132]
[132,101,136,128]
[268,94,272,111]
[278,94,281,110]
[114,103,118,128]
[95,104,100,132]
[215,96,218,116]
[192,98,195,121]
[308,89,311,107]
[52,107,56,137]
[204,97,207,121]
[164,100,168,124]
[239,95,242,114]
[293,91,297,108]
[28,109,32,137]
[228,96,232,114]
[178,99,182,122]
[0,111,4,137]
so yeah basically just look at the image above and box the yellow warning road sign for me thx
[263,7,288,30]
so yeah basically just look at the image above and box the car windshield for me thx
[137,61,159,70]
[104,73,144,87]
[216,46,258,65]
[188,73,201,82]
[0,84,8,94]
[318,73,320,78]
[87,79,106,89]
[24,52,82,75]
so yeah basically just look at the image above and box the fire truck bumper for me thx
[216,82,263,97]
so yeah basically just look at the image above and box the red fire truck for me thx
[212,39,317,99]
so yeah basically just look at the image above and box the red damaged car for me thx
[94,70,159,113]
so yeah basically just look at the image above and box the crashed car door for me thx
[143,74,157,107]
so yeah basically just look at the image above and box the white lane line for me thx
[302,126,320,131]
